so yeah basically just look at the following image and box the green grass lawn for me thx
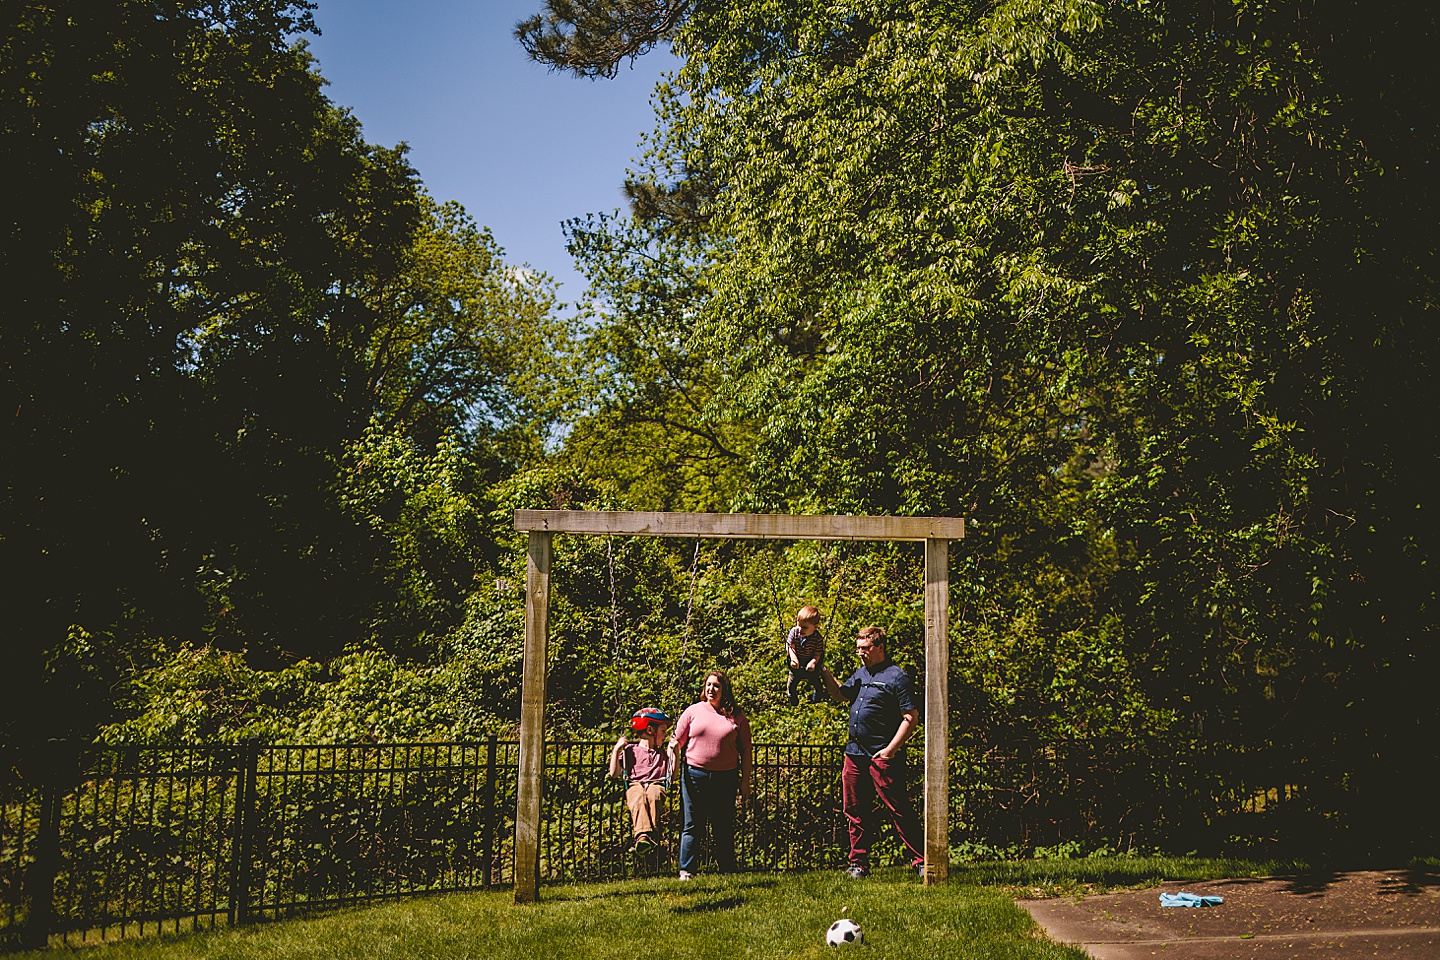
[16,857,1297,960]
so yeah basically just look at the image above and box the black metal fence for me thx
[1,740,858,949]
[1,738,1304,950]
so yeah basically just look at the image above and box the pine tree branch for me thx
[515,0,689,79]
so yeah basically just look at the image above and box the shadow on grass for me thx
[671,896,747,914]
[542,874,780,905]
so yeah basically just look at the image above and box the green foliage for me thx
[491,0,1440,855]
[560,209,750,510]
[7,0,1436,868]
[102,641,522,745]
[1,0,417,743]
[359,195,571,456]
[336,425,493,657]
[0,2,572,748]
[101,646,318,745]
[550,0,1440,833]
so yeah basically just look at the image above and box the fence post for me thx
[481,735,497,889]
[228,743,259,926]
[21,775,62,951]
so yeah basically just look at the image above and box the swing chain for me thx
[607,536,623,717]
[763,547,789,638]
[824,542,852,647]
[678,541,701,691]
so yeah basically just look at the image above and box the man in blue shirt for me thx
[821,626,925,879]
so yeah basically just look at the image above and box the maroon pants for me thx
[841,753,925,867]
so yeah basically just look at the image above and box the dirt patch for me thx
[1020,868,1440,959]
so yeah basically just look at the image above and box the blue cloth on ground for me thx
[1159,892,1223,907]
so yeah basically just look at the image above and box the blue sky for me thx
[306,0,678,305]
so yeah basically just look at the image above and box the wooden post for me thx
[513,531,551,904]
[923,537,950,885]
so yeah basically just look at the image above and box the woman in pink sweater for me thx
[669,670,752,879]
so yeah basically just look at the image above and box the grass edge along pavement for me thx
[949,853,1307,898]
[10,869,1090,960]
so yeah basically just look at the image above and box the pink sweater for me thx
[670,702,752,771]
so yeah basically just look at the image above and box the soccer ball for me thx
[826,918,863,946]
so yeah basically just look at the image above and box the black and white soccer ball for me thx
[826,918,863,946]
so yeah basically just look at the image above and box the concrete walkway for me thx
[1019,868,1440,959]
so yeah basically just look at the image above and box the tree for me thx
[0,1,569,748]
[516,0,688,78]
[560,204,751,512]
[525,0,1439,848]
[333,196,572,656]
[358,196,568,457]
[0,0,421,745]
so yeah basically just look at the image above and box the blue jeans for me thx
[679,765,738,873]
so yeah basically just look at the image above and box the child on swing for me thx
[608,706,674,850]
[785,605,827,705]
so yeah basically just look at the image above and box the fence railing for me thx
[1,738,1305,950]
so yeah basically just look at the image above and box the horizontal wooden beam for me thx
[514,510,964,542]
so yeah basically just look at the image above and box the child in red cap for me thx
[608,707,674,849]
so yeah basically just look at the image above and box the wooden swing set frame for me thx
[511,509,965,903]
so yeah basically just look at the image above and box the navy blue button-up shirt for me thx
[838,659,919,757]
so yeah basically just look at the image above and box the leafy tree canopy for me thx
[529,0,1439,837]
[0,0,568,747]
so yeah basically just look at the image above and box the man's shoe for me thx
[678,870,695,881]
[845,865,868,879]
